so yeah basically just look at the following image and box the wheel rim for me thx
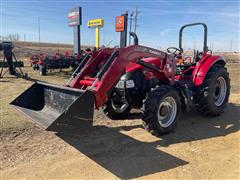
[214,76,227,106]
[111,100,129,113]
[157,96,177,128]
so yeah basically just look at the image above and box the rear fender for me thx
[193,55,226,86]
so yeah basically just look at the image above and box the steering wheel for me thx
[167,47,181,54]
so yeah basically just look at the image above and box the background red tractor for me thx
[11,23,230,136]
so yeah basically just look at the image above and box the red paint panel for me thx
[192,54,225,86]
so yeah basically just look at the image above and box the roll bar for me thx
[179,23,208,52]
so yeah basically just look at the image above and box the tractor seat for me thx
[177,50,199,67]
[182,50,195,64]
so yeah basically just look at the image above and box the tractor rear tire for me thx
[103,100,131,120]
[197,64,230,116]
[142,85,181,136]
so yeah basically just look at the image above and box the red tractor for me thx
[11,23,230,136]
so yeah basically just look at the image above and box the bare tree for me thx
[4,34,20,42]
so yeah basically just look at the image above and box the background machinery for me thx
[0,41,25,78]
[29,51,88,75]
[11,23,230,136]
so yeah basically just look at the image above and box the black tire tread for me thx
[197,64,230,116]
[142,85,181,136]
[103,100,131,120]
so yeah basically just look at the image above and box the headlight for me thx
[115,80,125,89]
[126,80,135,88]
[115,80,135,89]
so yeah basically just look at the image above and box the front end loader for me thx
[11,35,173,131]
[11,23,230,136]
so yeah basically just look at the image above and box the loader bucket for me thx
[10,82,94,131]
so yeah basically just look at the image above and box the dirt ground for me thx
[0,62,239,179]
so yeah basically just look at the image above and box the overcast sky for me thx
[1,0,239,51]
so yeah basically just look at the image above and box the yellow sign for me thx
[87,18,104,48]
[88,19,104,28]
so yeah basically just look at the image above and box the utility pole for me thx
[38,17,41,43]
[230,39,233,52]
[24,34,26,41]
[134,6,140,34]
[129,12,134,45]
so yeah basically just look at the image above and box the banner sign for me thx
[88,19,104,28]
[115,16,125,32]
[68,7,82,26]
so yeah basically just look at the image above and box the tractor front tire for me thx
[142,85,181,136]
[197,64,230,116]
[103,100,131,120]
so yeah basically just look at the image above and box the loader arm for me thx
[69,48,114,88]
[89,45,175,108]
